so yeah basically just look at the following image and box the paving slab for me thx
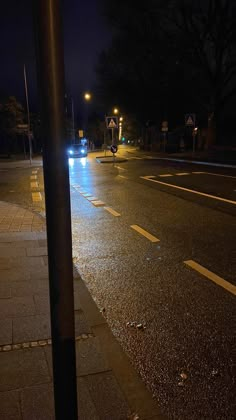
[0,389,21,420]
[26,247,47,257]
[13,314,50,343]
[0,282,11,298]
[0,318,12,345]
[0,269,31,282]
[0,347,50,391]
[34,294,50,314]
[0,296,35,318]
[0,247,26,257]
[77,377,99,420]
[11,279,49,297]
[20,383,54,420]
[84,371,131,419]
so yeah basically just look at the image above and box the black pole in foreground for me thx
[33,1,78,418]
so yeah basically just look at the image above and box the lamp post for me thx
[83,92,91,141]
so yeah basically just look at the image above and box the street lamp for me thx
[84,92,91,101]
[113,107,119,114]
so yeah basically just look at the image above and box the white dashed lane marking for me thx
[159,174,173,178]
[104,207,121,217]
[130,225,160,243]
[184,260,236,296]
[141,176,236,205]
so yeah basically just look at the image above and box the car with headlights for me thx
[67,144,88,158]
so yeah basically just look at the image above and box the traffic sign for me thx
[185,114,196,126]
[106,116,118,129]
[110,145,117,154]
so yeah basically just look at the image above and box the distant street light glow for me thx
[84,92,91,101]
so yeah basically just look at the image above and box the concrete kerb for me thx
[152,156,236,169]
[96,155,128,163]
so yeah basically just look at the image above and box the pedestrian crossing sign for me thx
[185,114,196,126]
[106,116,118,129]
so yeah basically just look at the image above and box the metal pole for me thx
[71,97,75,143]
[23,65,32,164]
[33,1,78,419]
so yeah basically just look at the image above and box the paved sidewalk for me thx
[0,200,163,420]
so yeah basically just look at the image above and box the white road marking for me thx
[203,172,236,179]
[184,260,236,296]
[30,175,37,180]
[143,175,156,179]
[82,193,93,197]
[159,174,173,177]
[192,171,236,179]
[176,172,189,176]
[91,200,105,207]
[30,182,39,188]
[130,225,160,242]
[115,166,127,171]
[118,175,128,179]
[32,192,42,202]
[104,207,121,217]
[32,170,38,174]
[140,176,236,205]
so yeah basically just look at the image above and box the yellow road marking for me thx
[176,172,189,176]
[140,176,236,205]
[32,192,42,202]
[184,260,236,296]
[104,207,121,217]
[30,182,39,189]
[130,225,160,242]
[91,200,105,207]
[30,175,37,180]
[32,170,38,174]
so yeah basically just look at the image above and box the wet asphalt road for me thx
[0,149,235,419]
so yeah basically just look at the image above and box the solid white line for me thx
[140,176,236,205]
[175,172,189,176]
[104,207,121,217]
[130,225,160,242]
[184,260,236,296]
[159,174,173,177]
[202,172,236,179]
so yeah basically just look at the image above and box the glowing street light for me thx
[113,107,119,114]
[84,92,91,101]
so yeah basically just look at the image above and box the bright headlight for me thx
[69,149,74,155]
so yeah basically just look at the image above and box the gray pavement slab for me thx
[0,318,12,345]
[77,377,99,420]
[0,247,26,257]
[34,294,50,314]
[20,383,54,420]
[0,269,31,282]
[74,310,91,336]
[0,296,35,318]
[0,347,50,391]
[13,314,50,343]
[11,279,49,297]
[9,256,45,268]
[26,247,47,257]
[0,282,11,298]
[0,390,21,420]
[84,371,131,419]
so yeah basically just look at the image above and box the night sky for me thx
[0,0,110,115]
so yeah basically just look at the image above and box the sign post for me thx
[161,121,168,153]
[185,114,196,154]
